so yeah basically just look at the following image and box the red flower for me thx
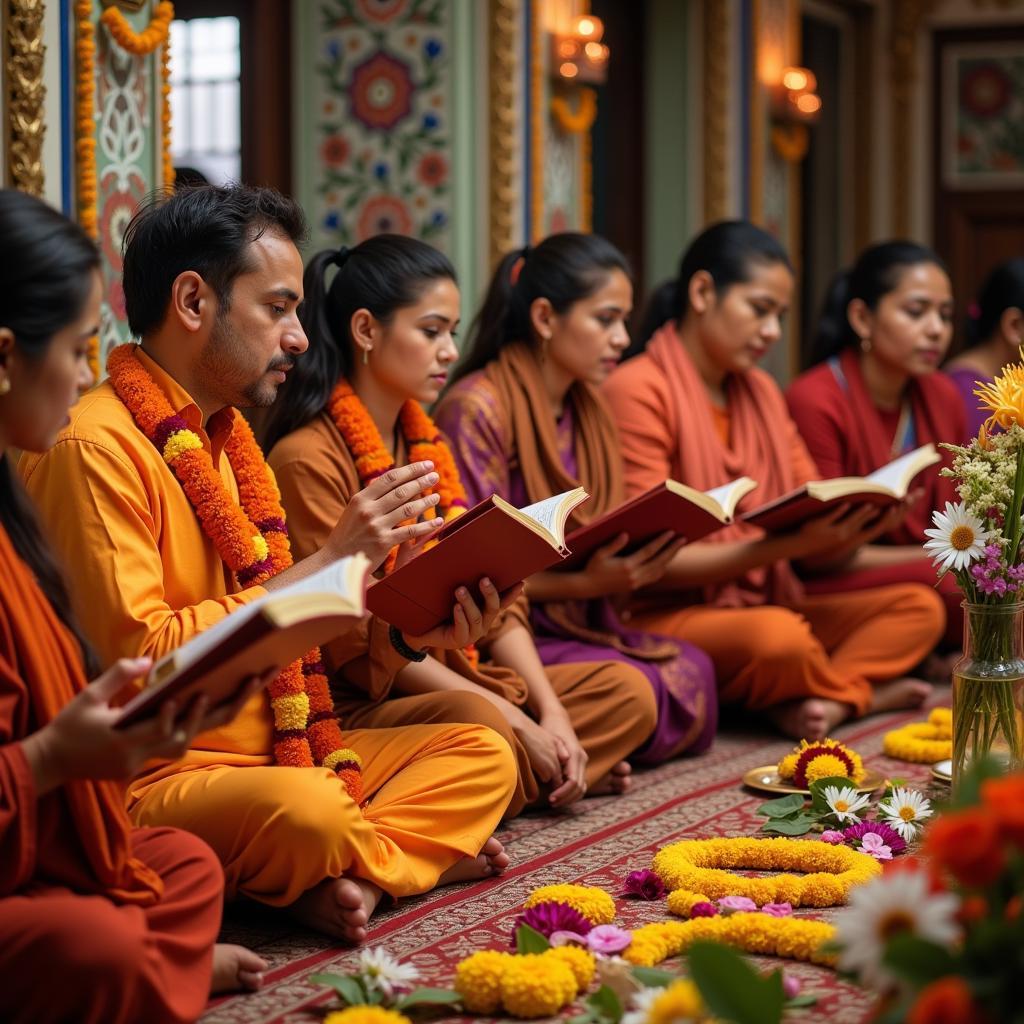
[907,976,982,1024]
[980,775,1024,845]
[924,808,1005,887]
[417,152,448,187]
[356,194,414,240]
[320,134,350,169]
[350,51,414,131]
[355,0,409,23]
[960,63,1011,119]
[99,190,139,270]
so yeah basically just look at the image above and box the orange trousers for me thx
[0,827,221,1024]
[630,583,945,716]
[129,723,516,906]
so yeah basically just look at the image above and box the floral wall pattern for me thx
[302,0,455,253]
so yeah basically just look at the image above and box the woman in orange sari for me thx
[263,236,656,813]
[786,242,963,649]
[0,190,266,1023]
[604,221,946,740]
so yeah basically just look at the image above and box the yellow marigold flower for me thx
[545,946,595,991]
[777,752,799,779]
[454,950,512,1014]
[252,533,269,562]
[500,955,576,1018]
[523,884,615,925]
[323,747,362,771]
[665,890,713,917]
[324,1008,412,1024]
[976,357,1024,430]
[162,428,203,463]
[647,978,704,1023]
[271,692,310,731]
[803,753,849,785]
[930,706,952,727]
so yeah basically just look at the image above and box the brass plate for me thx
[931,759,952,784]
[742,765,886,796]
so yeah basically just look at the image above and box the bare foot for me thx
[769,698,850,740]
[211,943,268,994]
[869,677,932,714]
[921,651,960,685]
[437,835,510,886]
[287,877,382,943]
[589,760,633,796]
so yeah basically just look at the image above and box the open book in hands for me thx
[365,487,590,636]
[116,553,371,728]
[741,443,940,533]
[557,476,758,571]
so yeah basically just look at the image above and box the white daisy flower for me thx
[621,986,662,1024]
[823,784,871,825]
[357,946,420,1000]
[923,502,990,573]
[877,786,933,840]
[834,870,959,990]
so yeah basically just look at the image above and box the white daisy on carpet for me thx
[621,985,662,1024]
[834,870,960,990]
[924,502,991,573]
[877,786,933,840]
[356,946,420,999]
[822,784,871,824]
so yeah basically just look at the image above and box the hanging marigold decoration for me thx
[550,86,598,135]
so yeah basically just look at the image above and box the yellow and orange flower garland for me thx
[777,737,866,788]
[327,379,478,663]
[883,706,952,764]
[106,344,363,802]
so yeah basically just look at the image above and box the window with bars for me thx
[168,17,242,185]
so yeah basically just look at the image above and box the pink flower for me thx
[585,925,633,954]
[761,902,793,917]
[843,821,906,855]
[782,972,802,999]
[550,930,588,947]
[821,830,845,844]
[718,896,758,915]
[620,869,666,901]
[689,902,718,918]
[860,832,893,861]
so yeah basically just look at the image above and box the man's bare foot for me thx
[287,877,382,943]
[589,761,633,796]
[769,698,850,740]
[870,677,932,714]
[211,943,268,994]
[437,835,510,886]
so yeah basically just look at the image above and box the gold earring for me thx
[859,336,872,354]
[362,347,369,365]
[0,378,10,396]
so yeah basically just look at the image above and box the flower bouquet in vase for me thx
[925,358,1024,789]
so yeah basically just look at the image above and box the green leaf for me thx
[762,815,817,836]
[785,993,820,1008]
[587,984,623,1022]
[882,935,958,986]
[949,755,1004,809]
[631,966,676,988]
[310,973,367,1006]
[756,794,805,818]
[516,924,551,954]
[688,942,784,1024]
[393,988,462,1010]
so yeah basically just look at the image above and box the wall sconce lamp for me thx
[552,15,609,85]
[770,66,821,161]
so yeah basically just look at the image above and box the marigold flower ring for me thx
[653,837,882,909]
[522,884,616,925]
[777,737,867,788]
[883,707,952,763]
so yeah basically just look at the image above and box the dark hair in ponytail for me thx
[0,189,101,675]
[811,240,946,365]
[628,220,792,358]
[261,233,456,452]
[964,258,1024,350]
[449,231,630,386]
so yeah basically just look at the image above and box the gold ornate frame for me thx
[489,0,521,269]
[4,0,46,195]
[703,0,729,222]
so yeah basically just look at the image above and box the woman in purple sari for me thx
[434,234,717,762]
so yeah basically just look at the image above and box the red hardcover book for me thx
[366,488,589,635]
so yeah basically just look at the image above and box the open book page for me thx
[147,554,368,685]
[516,487,590,547]
[700,477,759,521]
[864,444,939,496]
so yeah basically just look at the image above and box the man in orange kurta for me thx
[603,323,946,738]
[21,185,517,941]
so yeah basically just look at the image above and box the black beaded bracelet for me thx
[388,624,428,662]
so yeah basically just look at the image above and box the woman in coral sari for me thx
[604,221,945,740]
[264,236,656,813]
[0,189,266,1023]
[786,242,963,648]
[434,233,717,762]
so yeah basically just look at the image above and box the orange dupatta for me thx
[0,519,163,905]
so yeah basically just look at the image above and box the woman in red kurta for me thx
[0,189,263,1023]
[786,241,963,649]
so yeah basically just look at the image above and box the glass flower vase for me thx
[952,601,1024,791]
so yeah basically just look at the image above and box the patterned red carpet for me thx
[203,704,946,1024]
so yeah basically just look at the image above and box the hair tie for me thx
[330,245,350,269]
[510,244,531,286]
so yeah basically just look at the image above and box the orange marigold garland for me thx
[327,379,477,663]
[107,344,362,802]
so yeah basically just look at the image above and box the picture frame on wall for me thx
[942,39,1024,190]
